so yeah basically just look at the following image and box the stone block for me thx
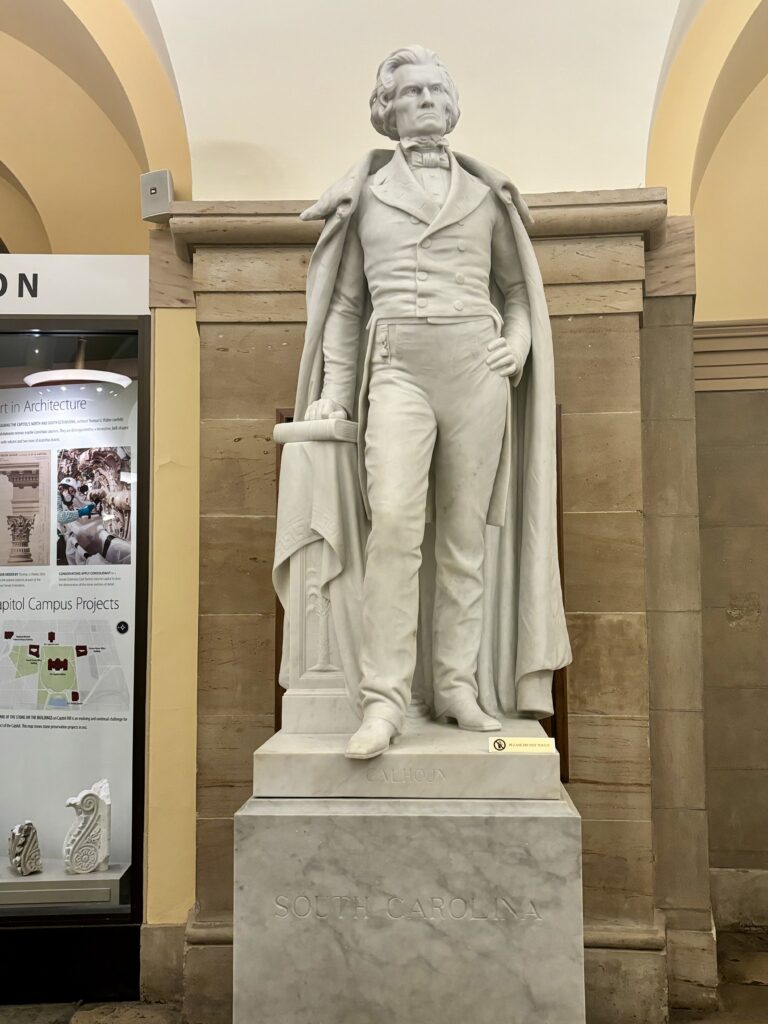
[552,314,640,414]
[566,782,651,822]
[194,245,311,292]
[546,281,643,316]
[584,947,667,1024]
[197,290,307,323]
[642,417,699,516]
[563,511,645,612]
[665,908,715,931]
[140,923,184,1004]
[196,817,234,920]
[200,418,277,516]
[149,226,194,308]
[644,515,701,612]
[640,324,695,421]
[199,515,275,615]
[647,611,703,711]
[700,525,768,611]
[197,713,273,817]
[667,925,718,1010]
[655,808,711,910]
[235,795,585,1024]
[183,941,233,1024]
[650,709,706,809]
[569,715,651,788]
[198,613,276,718]
[718,931,768,986]
[566,613,648,716]
[697,444,768,528]
[712,867,768,928]
[695,390,768,448]
[561,412,642,513]
[708,769,768,868]
[702,606,768,690]
[581,819,654,925]
[642,296,694,327]
[199,322,304,419]
[534,234,645,285]
[644,216,695,298]
[706,687,768,770]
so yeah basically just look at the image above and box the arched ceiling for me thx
[0,32,147,252]
[122,0,181,101]
[0,0,147,171]
[647,0,765,213]
[0,160,51,253]
[148,0,682,199]
[0,0,190,252]
[691,0,768,204]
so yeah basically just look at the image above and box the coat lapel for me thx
[370,146,442,224]
[419,151,490,241]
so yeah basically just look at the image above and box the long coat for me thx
[290,149,571,718]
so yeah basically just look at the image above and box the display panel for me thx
[0,328,143,918]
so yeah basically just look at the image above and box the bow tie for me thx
[407,149,450,169]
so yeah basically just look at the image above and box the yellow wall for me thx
[0,31,147,253]
[647,0,763,215]
[0,0,191,255]
[145,307,199,924]
[0,174,51,253]
[648,0,768,321]
[693,73,768,321]
[63,0,192,200]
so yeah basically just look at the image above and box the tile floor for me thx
[0,1007,179,1024]
[3,932,768,1024]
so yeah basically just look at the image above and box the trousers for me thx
[360,317,508,730]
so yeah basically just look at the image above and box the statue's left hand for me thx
[304,398,348,421]
[486,337,525,378]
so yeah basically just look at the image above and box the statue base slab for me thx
[234,792,586,1024]
[253,716,561,800]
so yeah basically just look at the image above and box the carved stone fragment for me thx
[8,820,43,875]
[62,778,111,874]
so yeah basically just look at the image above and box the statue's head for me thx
[370,45,460,142]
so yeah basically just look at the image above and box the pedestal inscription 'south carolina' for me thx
[273,43,571,759]
[273,893,543,922]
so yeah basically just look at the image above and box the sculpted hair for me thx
[370,45,460,141]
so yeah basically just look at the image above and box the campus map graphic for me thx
[0,620,129,711]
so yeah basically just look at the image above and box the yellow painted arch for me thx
[0,161,51,254]
[646,0,763,215]
[0,0,190,253]
[690,0,768,206]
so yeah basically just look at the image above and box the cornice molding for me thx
[168,187,668,262]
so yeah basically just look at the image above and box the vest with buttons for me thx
[355,147,504,320]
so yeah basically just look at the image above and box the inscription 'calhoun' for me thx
[365,766,447,784]
[274,894,543,922]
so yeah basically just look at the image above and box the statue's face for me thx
[391,63,450,139]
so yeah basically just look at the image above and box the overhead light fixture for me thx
[23,336,132,389]
[24,368,131,388]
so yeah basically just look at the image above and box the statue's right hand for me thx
[304,398,348,421]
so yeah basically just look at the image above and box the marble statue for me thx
[62,779,111,874]
[274,44,571,759]
[8,821,42,876]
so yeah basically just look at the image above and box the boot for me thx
[345,717,398,759]
[438,697,501,732]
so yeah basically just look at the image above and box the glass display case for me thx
[0,318,149,1000]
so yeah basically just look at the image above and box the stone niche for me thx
[156,185,709,1024]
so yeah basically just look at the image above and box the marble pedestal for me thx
[234,786,585,1024]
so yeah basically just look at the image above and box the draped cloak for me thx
[276,148,571,719]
